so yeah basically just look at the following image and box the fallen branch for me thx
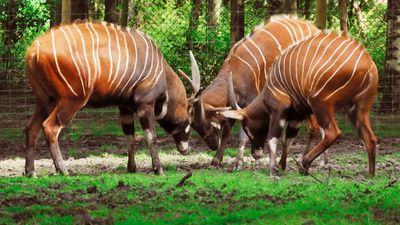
[176,171,193,187]
[291,157,323,184]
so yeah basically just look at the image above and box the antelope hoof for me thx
[127,164,137,173]
[234,159,243,171]
[25,171,37,178]
[211,158,222,167]
[154,167,165,175]
[299,161,310,175]
[278,159,287,171]
[270,175,281,181]
[252,150,263,160]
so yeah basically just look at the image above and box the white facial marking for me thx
[211,122,221,130]
[179,141,189,150]
[185,124,190,133]
[319,127,325,139]
[279,119,286,128]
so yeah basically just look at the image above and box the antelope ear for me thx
[217,110,244,120]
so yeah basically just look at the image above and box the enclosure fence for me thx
[0,0,397,142]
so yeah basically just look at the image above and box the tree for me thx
[121,0,129,27]
[230,0,244,47]
[285,0,297,15]
[339,0,348,33]
[380,0,400,113]
[187,0,202,49]
[268,0,285,17]
[303,0,312,20]
[207,0,222,28]
[105,0,118,23]
[315,0,327,29]
[71,0,89,21]
[62,0,71,22]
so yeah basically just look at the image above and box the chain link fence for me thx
[0,0,397,142]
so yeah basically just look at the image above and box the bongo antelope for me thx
[221,32,378,177]
[189,15,322,170]
[25,21,199,177]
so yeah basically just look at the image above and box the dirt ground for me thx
[0,134,399,177]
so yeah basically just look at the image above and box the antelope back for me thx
[26,21,167,103]
[201,15,320,107]
[266,32,378,110]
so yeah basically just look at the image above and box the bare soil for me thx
[0,134,399,177]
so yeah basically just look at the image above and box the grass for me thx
[0,149,399,225]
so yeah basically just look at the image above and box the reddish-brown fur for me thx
[222,32,378,176]
[25,22,196,176]
[191,16,321,169]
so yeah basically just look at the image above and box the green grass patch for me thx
[0,166,398,224]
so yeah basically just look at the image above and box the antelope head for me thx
[218,73,269,159]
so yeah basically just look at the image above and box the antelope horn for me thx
[227,72,240,110]
[189,50,201,94]
[178,51,201,96]
[194,97,206,122]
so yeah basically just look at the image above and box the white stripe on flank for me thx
[113,31,130,93]
[146,48,161,88]
[324,49,365,100]
[119,31,149,95]
[89,23,101,82]
[141,40,155,81]
[290,20,304,40]
[242,43,261,89]
[234,54,259,93]
[73,23,91,87]
[85,23,96,85]
[51,30,78,96]
[110,25,122,86]
[295,40,307,98]
[313,44,362,97]
[149,60,164,89]
[65,26,86,86]
[301,35,320,90]
[280,19,299,41]
[249,39,267,82]
[275,21,295,44]
[354,71,373,99]
[102,23,114,82]
[310,38,351,92]
[59,27,86,96]
[260,29,282,52]
[304,34,332,87]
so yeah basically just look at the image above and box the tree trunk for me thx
[121,0,129,27]
[62,0,71,23]
[71,0,88,21]
[230,0,244,47]
[254,0,264,9]
[105,0,118,23]
[176,0,184,8]
[285,0,297,15]
[304,0,312,20]
[47,0,61,26]
[187,0,202,49]
[207,0,222,28]
[339,0,348,33]
[315,0,327,29]
[268,0,285,18]
[352,1,366,40]
[380,0,400,113]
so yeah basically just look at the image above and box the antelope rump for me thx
[24,21,199,177]
[221,31,378,177]
[190,15,324,170]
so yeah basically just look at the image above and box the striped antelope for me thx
[189,15,323,170]
[221,32,378,177]
[24,21,199,177]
